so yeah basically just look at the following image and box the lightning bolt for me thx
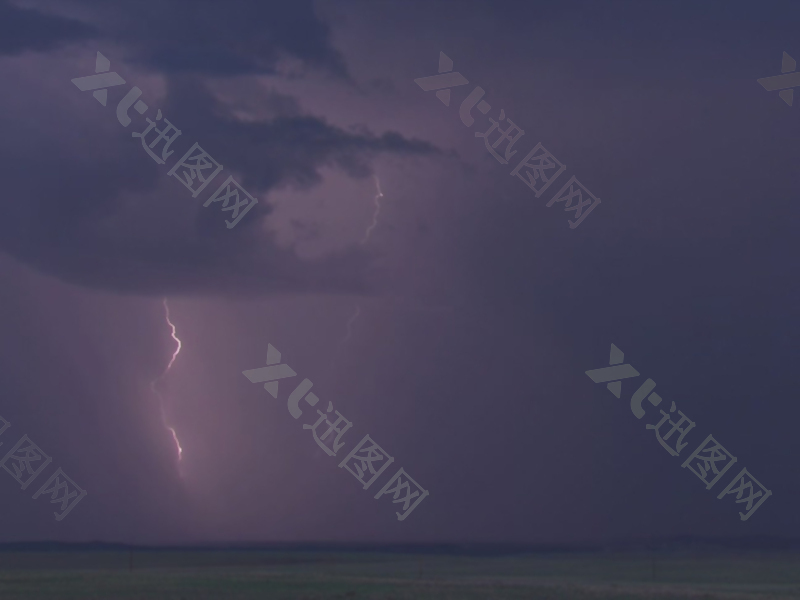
[340,305,361,349]
[328,305,361,376]
[361,174,384,244]
[150,298,184,464]
[327,298,454,378]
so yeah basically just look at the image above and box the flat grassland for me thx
[0,550,798,600]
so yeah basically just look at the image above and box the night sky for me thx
[0,0,797,545]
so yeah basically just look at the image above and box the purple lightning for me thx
[361,174,384,244]
[150,298,184,464]
[328,304,361,376]
[340,305,362,349]
[332,175,383,371]
[328,299,454,377]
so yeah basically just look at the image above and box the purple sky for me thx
[0,0,797,545]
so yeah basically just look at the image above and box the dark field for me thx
[0,550,798,600]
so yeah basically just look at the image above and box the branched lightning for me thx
[150,298,184,464]
[360,174,384,244]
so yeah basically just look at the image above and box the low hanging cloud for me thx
[0,0,448,297]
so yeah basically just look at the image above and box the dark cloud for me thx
[66,0,350,78]
[0,42,444,297]
[0,0,97,56]
[159,75,444,196]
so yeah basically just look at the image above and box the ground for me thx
[0,550,798,599]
